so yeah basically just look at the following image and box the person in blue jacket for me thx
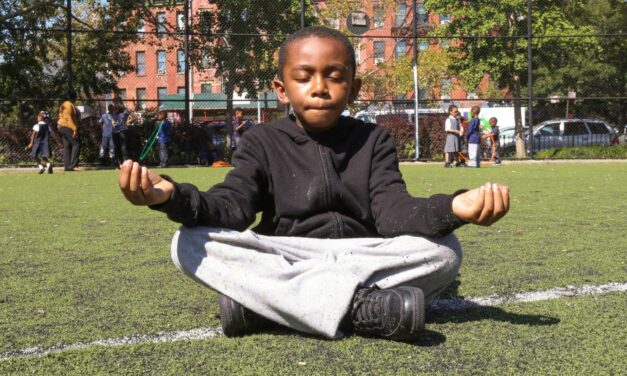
[465,105,488,168]
[156,108,172,168]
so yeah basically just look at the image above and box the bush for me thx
[535,144,627,159]
[376,113,448,160]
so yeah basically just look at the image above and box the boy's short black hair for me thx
[448,104,458,113]
[278,26,356,80]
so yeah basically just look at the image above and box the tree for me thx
[0,0,172,123]
[192,0,307,134]
[560,0,626,129]
[424,0,600,158]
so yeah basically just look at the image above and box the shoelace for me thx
[352,287,384,331]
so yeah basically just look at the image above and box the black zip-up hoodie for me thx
[151,116,466,238]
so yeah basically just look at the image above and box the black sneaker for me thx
[218,293,272,337]
[351,286,425,340]
[38,166,45,174]
[444,163,452,168]
[47,164,53,174]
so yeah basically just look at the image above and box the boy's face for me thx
[450,108,459,117]
[273,36,361,131]
[489,119,497,127]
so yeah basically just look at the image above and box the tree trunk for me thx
[512,75,527,158]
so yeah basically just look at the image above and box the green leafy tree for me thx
[192,0,308,131]
[0,1,173,123]
[424,0,599,158]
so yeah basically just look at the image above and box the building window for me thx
[136,88,146,110]
[137,19,145,38]
[417,4,428,26]
[199,10,212,34]
[177,49,185,73]
[157,12,166,34]
[440,15,451,24]
[419,40,429,51]
[327,18,340,29]
[177,12,185,31]
[136,51,146,76]
[395,41,407,59]
[373,4,385,29]
[355,43,361,65]
[374,41,385,65]
[158,87,167,106]
[157,50,166,75]
[201,51,211,69]
[177,87,185,95]
[395,3,407,27]
[118,89,126,101]
[200,83,212,93]
[440,78,452,99]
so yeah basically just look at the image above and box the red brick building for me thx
[116,0,221,111]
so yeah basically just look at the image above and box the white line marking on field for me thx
[0,327,223,362]
[427,282,627,311]
[1,282,625,362]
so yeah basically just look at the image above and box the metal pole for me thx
[527,0,534,158]
[66,0,72,96]
[413,0,420,160]
[300,0,305,28]
[184,0,191,163]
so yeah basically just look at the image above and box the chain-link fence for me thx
[1,1,625,167]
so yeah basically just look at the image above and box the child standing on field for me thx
[98,104,116,165]
[466,106,487,168]
[443,104,464,168]
[118,26,510,341]
[27,111,53,174]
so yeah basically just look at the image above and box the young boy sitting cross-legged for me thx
[118,26,509,341]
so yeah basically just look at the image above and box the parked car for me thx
[529,119,616,152]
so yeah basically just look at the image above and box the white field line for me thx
[2,282,625,362]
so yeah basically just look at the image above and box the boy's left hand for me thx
[452,183,509,226]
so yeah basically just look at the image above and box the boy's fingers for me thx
[491,184,505,221]
[140,166,156,204]
[477,183,494,224]
[501,185,510,213]
[129,162,149,205]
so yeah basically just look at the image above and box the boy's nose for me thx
[311,75,328,96]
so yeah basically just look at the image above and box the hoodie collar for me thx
[273,115,354,145]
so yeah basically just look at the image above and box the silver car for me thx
[530,119,616,152]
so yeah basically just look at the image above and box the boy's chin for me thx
[297,116,340,132]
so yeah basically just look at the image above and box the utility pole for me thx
[184,0,191,163]
[412,0,420,160]
[527,0,534,158]
[66,0,72,97]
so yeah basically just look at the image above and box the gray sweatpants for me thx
[171,227,462,338]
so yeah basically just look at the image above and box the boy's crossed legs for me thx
[172,227,462,339]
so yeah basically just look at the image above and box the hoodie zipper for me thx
[317,144,343,238]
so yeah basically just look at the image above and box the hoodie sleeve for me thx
[149,130,269,229]
[369,129,467,238]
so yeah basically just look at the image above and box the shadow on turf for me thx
[426,278,560,327]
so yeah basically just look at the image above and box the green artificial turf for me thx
[0,163,625,374]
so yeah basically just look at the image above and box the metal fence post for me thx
[66,0,72,96]
[184,0,191,163]
[527,0,534,158]
[413,0,420,160]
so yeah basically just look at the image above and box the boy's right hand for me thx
[118,160,174,206]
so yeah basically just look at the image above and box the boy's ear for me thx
[348,78,362,104]
[273,77,291,106]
